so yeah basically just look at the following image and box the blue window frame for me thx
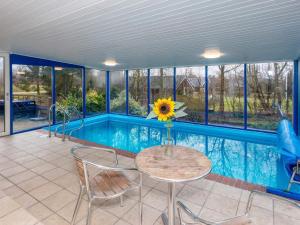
[8,54,299,134]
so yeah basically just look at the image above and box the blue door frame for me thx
[8,53,300,135]
[9,54,84,134]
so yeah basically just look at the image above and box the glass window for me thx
[55,67,82,110]
[110,71,126,113]
[0,58,4,133]
[86,69,106,115]
[12,65,52,131]
[128,69,148,116]
[247,62,293,130]
[208,64,244,127]
[176,67,205,122]
[150,68,173,103]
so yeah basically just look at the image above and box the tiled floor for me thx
[0,131,299,225]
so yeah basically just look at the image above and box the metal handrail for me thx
[48,104,56,137]
[66,106,84,140]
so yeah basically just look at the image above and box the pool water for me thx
[54,114,299,193]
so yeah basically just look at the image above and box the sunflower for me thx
[153,98,175,121]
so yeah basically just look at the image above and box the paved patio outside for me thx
[0,131,299,225]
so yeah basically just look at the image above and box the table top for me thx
[135,145,212,182]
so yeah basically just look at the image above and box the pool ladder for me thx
[48,104,84,141]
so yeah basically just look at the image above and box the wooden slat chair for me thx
[176,190,300,225]
[71,146,143,225]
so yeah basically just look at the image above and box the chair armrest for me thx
[245,190,300,215]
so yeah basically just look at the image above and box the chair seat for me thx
[219,215,254,225]
[91,170,135,197]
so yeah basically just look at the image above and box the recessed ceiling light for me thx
[55,67,63,71]
[103,59,118,67]
[16,71,25,75]
[201,48,224,59]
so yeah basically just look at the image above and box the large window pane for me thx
[208,64,244,127]
[128,69,148,116]
[86,69,106,115]
[150,68,173,103]
[247,62,293,130]
[12,65,52,131]
[176,67,205,122]
[55,67,82,121]
[110,71,126,113]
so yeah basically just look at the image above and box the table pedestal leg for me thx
[162,182,175,225]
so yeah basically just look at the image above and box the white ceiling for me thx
[0,0,299,70]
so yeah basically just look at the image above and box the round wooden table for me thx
[135,145,211,225]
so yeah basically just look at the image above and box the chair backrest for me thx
[70,145,118,187]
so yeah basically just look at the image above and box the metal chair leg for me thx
[86,200,93,225]
[71,186,84,225]
[139,187,143,225]
[287,169,296,191]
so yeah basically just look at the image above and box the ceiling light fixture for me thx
[201,48,224,59]
[103,59,118,67]
[16,71,25,75]
[55,67,63,71]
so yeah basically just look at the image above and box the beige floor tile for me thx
[204,193,239,217]
[76,208,118,225]
[23,159,46,169]
[248,206,273,225]
[142,175,159,188]
[29,182,62,201]
[52,173,78,188]
[199,207,231,222]
[124,185,152,201]
[211,182,242,200]
[31,163,56,175]
[42,189,76,212]
[52,172,80,194]
[42,214,69,225]
[251,193,274,211]
[0,208,38,225]
[143,189,167,211]
[57,198,88,223]
[0,178,14,190]
[114,219,132,225]
[154,182,184,194]
[0,196,21,217]
[274,200,300,220]
[0,160,19,171]
[101,196,138,218]
[15,193,38,208]
[42,168,69,181]
[0,165,27,177]
[3,185,25,198]
[177,185,210,206]
[18,176,49,192]
[27,203,54,221]
[9,170,37,184]
[123,204,162,225]
[187,178,215,191]
[274,212,300,225]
